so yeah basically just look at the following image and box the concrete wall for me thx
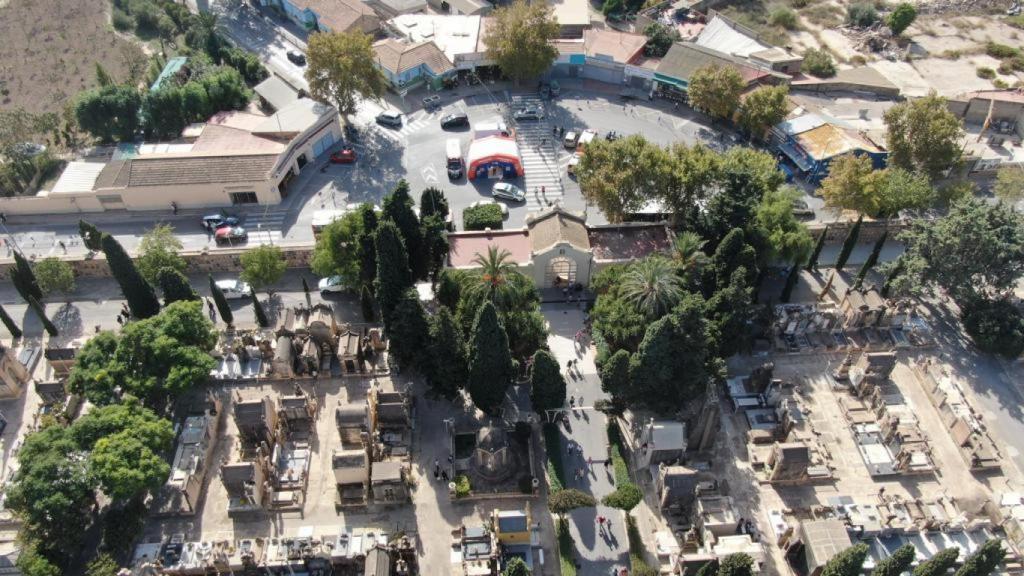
[104,179,278,211]
[0,192,105,215]
[808,218,907,243]
[948,96,1024,125]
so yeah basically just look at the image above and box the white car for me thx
[318,275,347,294]
[215,279,250,300]
[567,152,581,175]
[492,182,525,202]
[468,199,509,217]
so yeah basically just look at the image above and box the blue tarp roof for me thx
[150,57,188,92]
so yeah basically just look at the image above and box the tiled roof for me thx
[373,39,454,75]
[126,154,279,187]
[527,206,590,253]
[291,0,378,33]
[656,42,781,85]
[583,28,646,63]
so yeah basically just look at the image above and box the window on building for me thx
[230,192,258,205]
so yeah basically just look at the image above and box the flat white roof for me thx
[695,15,769,58]
[50,161,106,194]
[390,14,483,62]
[548,0,590,27]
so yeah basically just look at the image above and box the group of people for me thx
[115,303,131,326]
[432,458,450,483]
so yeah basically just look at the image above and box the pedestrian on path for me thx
[597,516,606,533]
[441,470,449,483]
[587,456,593,467]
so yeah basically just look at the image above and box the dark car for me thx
[422,94,442,109]
[375,111,403,128]
[286,50,306,66]
[203,214,240,231]
[440,112,469,129]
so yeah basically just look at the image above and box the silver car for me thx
[513,107,541,121]
[492,182,525,202]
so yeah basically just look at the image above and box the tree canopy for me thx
[577,134,675,222]
[240,244,287,293]
[688,64,745,121]
[549,488,597,516]
[467,301,515,415]
[993,166,1024,205]
[821,543,869,576]
[305,31,387,116]
[33,258,75,297]
[820,155,935,217]
[530,350,567,413]
[738,85,789,139]
[137,224,186,285]
[751,187,814,264]
[102,232,160,319]
[884,92,964,179]
[484,0,559,84]
[375,220,413,326]
[74,84,141,142]
[311,209,366,288]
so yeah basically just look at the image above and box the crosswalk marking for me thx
[371,112,434,144]
[509,93,564,210]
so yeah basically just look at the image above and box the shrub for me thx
[803,48,837,77]
[1008,14,1024,29]
[851,54,867,65]
[543,423,566,491]
[887,2,916,35]
[602,482,643,510]
[112,9,135,31]
[770,7,799,29]
[557,519,577,576]
[995,78,1011,89]
[463,203,504,231]
[977,67,997,79]
[454,474,471,497]
[847,2,879,27]
[961,298,1024,358]
[986,41,1019,58]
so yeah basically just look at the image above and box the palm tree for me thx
[673,231,707,272]
[621,256,685,318]
[472,246,516,292]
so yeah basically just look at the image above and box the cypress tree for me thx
[251,287,269,328]
[913,548,959,576]
[880,258,903,298]
[301,277,311,306]
[382,180,427,280]
[693,560,718,576]
[718,553,756,576]
[79,220,103,252]
[530,350,567,413]
[358,204,379,288]
[780,262,801,303]
[360,285,376,322]
[954,540,1004,576]
[209,274,233,326]
[821,543,869,576]
[27,296,57,337]
[387,289,430,371]
[0,304,22,339]
[10,251,42,302]
[157,267,199,305]
[834,215,863,272]
[425,306,467,399]
[419,187,449,221]
[467,301,514,415]
[374,221,412,328]
[856,230,888,287]
[805,226,828,271]
[102,233,160,319]
[436,269,461,311]
[872,544,916,576]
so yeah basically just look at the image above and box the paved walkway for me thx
[542,304,629,574]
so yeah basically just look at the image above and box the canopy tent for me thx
[466,136,523,180]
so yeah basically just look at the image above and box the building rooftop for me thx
[527,206,590,253]
[50,161,106,195]
[373,39,454,76]
[588,223,672,261]
[150,56,188,92]
[657,42,786,86]
[800,519,853,574]
[583,28,647,63]
[390,14,484,63]
[694,15,770,58]
[794,123,883,160]
[371,461,404,482]
[289,0,377,33]
[447,229,532,268]
[497,510,529,533]
[547,0,590,26]
[125,154,280,188]
[254,75,301,111]
[254,98,337,136]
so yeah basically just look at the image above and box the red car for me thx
[330,147,356,164]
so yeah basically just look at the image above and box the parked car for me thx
[492,182,525,202]
[468,199,509,217]
[567,152,581,175]
[330,147,357,164]
[422,94,442,109]
[376,111,403,128]
[513,107,541,121]
[791,198,814,219]
[215,226,248,245]
[286,50,306,66]
[318,275,347,295]
[440,112,469,129]
[563,131,579,149]
[215,279,250,299]
[203,214,239,231]
[549,80,560,96]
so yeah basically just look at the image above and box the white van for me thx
[446,139,464,179]
[311,208,347,237]
[473,120,511,139]
[576,129,597,152]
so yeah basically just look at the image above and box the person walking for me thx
[441,470,449,483]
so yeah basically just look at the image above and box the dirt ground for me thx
[0,0,146,116]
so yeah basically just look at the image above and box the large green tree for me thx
[577,135,675,222]
[467,301,514,415]
[305,31,387,116]
[79,220,102,252]
[102,233,160,319]
[33,258,75,297]
[74,84,141,142]
[137,224,186,285]
[707,267,753,356]
[913,548,959,576]
[529,350,566,413]
[311,209,366,288]
[502,556,532,576]
[599,348,632,401]
[821,155,934,217]
[484,0,559,84]
[688,64,745,121]
[240,245,286,294]
[425,306,468,399]
[375,220,413,327]
[89,427,171,500]
[834,215,863,271]
[383,180,428,280]
[548,488,596,518]
[388,289,431,371]
[358,203,380,289]
[209,274,233,325]
[884,92,964,179]
[738,85,789,140]
[709,228,758,291]
[954,539,1004,576]
[994,166,1024,205]
[619,256,686,319]
[821,543,869,576]
[871,544,916,576]
[751,187,814,264]
[703,147,785,242]
[157,268,198,305]
[881,198,1024,302]
[11,250,42,303]
[718,553,756,576]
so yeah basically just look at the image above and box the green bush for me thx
[606,421,630,485]
[602,482,643,510]
[977,67,997,79]
[463,203,504,231]
[543,423,567,491]
[886,2,916,35]
[846,2,879,27]
[986,41,1019,58]
[769,7,799,29]
[557,519,577,576]
[454,474,471,497]
[961,298,1024,358]
[112,9,135,31]
[1008,14,1024,29]
[803,48,837,78]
